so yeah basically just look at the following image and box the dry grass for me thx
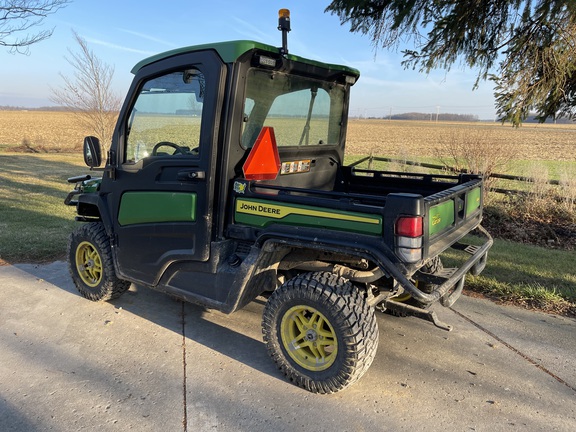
[559,166,576,213]
[345,119,576,162]
[0,110,86,152]
[2,111,576,162]
[0,153,85,262]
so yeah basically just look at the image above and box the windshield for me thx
[241,69,346,148]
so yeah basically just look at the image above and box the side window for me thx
[125,68,205,163]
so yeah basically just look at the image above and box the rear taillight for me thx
[395,216,423,263]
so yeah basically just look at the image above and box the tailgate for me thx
[424,177,483,259]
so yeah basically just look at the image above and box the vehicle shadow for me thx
[113,283,275,376]
[18,261,279,381]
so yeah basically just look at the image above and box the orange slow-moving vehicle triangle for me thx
[242,127,281,180]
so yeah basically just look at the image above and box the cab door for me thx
[105,51,225,285]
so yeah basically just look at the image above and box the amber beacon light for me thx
[278,8,291,55]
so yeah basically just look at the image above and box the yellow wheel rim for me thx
[390,292,412,303]
[280,305,338,372]
[390,280,423,303]
[75,241,103,288]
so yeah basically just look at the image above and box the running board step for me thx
[415,267,458,285]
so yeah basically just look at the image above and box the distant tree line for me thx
[352,112,480,122]
[0,105,68,111]
[522,116,575,124]
[390,112,479,122]
[351,111,576,123]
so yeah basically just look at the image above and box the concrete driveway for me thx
[1,262,575,431]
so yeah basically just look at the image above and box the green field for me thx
[0,153,85,262]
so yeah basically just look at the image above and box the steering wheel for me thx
[152,141,186,156]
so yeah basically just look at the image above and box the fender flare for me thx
[77,193,114,236]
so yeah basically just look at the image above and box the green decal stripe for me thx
[466,187,481,216]
[235,198,382,235]
[429,200,455,236]
[118,192,196,226]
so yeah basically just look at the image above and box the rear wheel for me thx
[262,272,379,394]
[68,222,130,301]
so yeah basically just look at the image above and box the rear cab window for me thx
[241,69,346,150]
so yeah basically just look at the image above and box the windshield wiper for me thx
[298,87,318,146]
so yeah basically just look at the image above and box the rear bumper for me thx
[391,225,493,307]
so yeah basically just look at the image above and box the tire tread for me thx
[262,271,379,394]
[68,222,130,301]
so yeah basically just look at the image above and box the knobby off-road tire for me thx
[262,271,379,394]
[68,222,130,301]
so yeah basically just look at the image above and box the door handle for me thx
[177,170,206,181]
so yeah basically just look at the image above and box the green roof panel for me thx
[131,40,360,77]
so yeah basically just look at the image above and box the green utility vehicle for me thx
[65,11,492,393]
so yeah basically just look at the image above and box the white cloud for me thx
[119,29,174,47]
[85,38,155,55]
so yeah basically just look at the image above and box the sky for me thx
[0,0,498,119]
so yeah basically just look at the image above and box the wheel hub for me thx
[305,329,317,341]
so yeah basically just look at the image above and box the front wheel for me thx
[68,222,130,301]
[262,272,379,394]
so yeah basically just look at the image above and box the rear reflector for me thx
[243,127,281,181]
[397,236,422,249]
[396,247,422,263]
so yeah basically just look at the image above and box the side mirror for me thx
[83,136,102,168]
